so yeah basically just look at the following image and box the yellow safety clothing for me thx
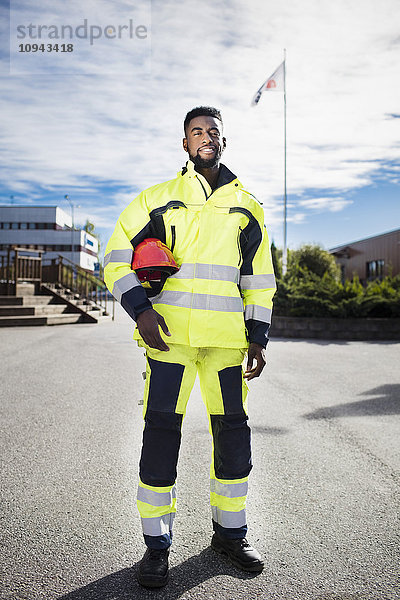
[104,159,276,550]
[136,343,250,549]
[104,160,276,349]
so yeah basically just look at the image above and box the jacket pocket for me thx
[213,206,231,214]
[237,226,243,267]
[171,225,176,253]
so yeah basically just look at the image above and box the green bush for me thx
[287,294,344,318]
[272,244,400,318]
[287,244,340,280]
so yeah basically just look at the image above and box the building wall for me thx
[0,206,72,228]
[330,229,400,282]
[0,206,98,271]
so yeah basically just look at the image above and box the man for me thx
[104,106,276,588]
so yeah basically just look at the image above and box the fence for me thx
[0,247,43,294]
[42,254,112,315]
[0,247,113,316]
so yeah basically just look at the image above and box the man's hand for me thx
[244,342,266,380]
[136,308,171,351]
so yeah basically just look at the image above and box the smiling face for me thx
[183,115,226,169]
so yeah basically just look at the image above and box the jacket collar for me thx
[181,160,237,190]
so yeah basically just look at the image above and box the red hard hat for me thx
[131,239,179,295]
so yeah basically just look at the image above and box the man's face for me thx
[183,115,226,169]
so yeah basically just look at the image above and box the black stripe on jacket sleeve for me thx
[245,319,270,348]
[120,286,152,321]
[229,208,262,276]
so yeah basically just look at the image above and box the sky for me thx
[0,0,399,258]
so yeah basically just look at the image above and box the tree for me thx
[270,241,282,280]
[287,244,340,280]
[83,220,95,235]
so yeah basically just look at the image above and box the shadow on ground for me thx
[251,425,289,436]
[303,384,400,420]
[57,548,259,600]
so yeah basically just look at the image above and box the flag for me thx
[251,61,285,106]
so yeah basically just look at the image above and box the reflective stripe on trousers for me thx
[141,513,176,536]
[211,506,247,528]
[210,478,248,498]
[137,482,177,537]
[210,477,248,528]
[137,484,177,507]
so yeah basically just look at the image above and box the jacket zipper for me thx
[196,175,211,200]
[171,225,176,252]
[237,226,243,266]
[197,176,244,265]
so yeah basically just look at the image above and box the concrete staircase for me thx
[42,283,109,324]
[0,283,110,327]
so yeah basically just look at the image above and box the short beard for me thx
[190,147,222,170]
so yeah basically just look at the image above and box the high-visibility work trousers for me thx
[137,344,252,550]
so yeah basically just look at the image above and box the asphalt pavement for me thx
[1,304,399,600]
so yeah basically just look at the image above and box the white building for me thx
[0,206,98,271]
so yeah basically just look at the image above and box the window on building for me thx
[340,264,345,284]
[3,223,10,229]
[28,223,36,229]
[34,222,53,230]
[377,259,385,278]
[11,222,19,229]
[366,259,385,281]
[20,223,28,229]
[367,261,376,279]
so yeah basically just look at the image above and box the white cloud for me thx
[297,197,352,212]
[0,0,399,243]
[288,212,307,224]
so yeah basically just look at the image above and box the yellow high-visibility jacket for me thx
[104,160,276,349]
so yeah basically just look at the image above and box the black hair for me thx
[183,106,223,135]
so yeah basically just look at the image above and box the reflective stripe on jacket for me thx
[104,159,276,348]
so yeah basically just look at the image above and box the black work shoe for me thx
[137,547,170,588]
[211,533,264,572]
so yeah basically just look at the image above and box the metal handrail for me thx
[42,254,113,316]
[1,246,115,318]
[1,247,44,293]
[8,246,45,253]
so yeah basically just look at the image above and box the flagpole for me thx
[282,48,288,275]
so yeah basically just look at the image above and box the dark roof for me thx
[329,228,400,253]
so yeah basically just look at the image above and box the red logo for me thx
[266,79,276,89]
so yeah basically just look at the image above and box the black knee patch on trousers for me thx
[139,410,183,486]
[147,357,185,413]
[210,414,252,480]
[218,365,245,415]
